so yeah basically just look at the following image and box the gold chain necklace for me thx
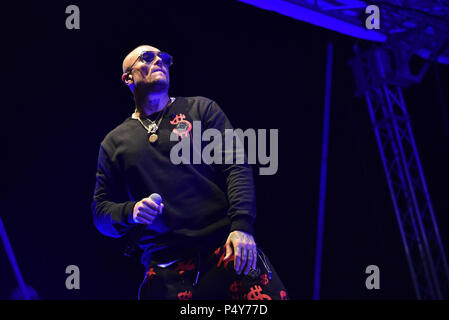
[132,97,175,143]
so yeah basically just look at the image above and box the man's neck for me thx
[136,92,170,117]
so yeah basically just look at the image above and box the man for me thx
[91,45,289,300]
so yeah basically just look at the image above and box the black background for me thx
[2,0,449,300]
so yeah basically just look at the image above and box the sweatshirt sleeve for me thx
[202,100,257,235]
[91,140,137,238]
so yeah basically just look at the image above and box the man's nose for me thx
[153,55,164,66]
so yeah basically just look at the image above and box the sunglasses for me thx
[127,51,173,73]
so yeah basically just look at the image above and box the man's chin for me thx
[135,79,169,94]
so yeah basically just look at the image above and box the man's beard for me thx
[134,78,169,96]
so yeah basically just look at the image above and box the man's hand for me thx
[224,230,257,275]
[132,197,164,224]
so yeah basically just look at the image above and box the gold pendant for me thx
[149,134,158,143]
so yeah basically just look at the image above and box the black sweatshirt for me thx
[91,96,256,268]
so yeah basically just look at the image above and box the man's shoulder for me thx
[177,96,222,117]
[101,117,136,145]
[181,96,215,105]
[179,96,214,103]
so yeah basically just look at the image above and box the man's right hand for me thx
[132,198,164,224]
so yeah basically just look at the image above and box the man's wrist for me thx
[126,201,138,225]
[230,215,255,235]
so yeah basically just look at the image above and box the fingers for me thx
[224,240,233,260]
[233,244,257,275]
[225,231,257,275]
[240,247,248,275]
[241,246,257,275]
[234,245,242,274]
[252,248,257,271]
[158,203,164,215]
[133,199,164,224]
[243,248,256,275]
[134,210,157,224]
[141,199,163,214]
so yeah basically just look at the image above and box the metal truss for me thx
[239,0,449,63]
[350,45,449,299]
[240,0,449,299]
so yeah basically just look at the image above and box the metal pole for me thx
[0,216,30,300]
[313,41,333,300]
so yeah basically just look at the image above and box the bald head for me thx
[121,44,171,97]
[122,45,161,73]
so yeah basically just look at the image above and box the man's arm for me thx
[91,142,137,238]
[202,100,258,275]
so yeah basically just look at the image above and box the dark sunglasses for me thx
[127,51,173,73]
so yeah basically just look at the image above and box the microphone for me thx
[149,193,162,207]
[123,193,163,257]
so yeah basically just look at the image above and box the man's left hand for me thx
[224,230,257,275]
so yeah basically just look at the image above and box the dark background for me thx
[2,0,449,300]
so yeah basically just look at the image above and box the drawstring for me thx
[139,252,201,299]
[257,248,272,280]
[193,252,201,287]
[137,272,148,300]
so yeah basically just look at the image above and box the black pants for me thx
[138,244,289,300]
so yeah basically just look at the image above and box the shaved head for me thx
[121,44,171,111]
[122,45,161,73]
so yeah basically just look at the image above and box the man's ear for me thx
[121,72,133,85]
